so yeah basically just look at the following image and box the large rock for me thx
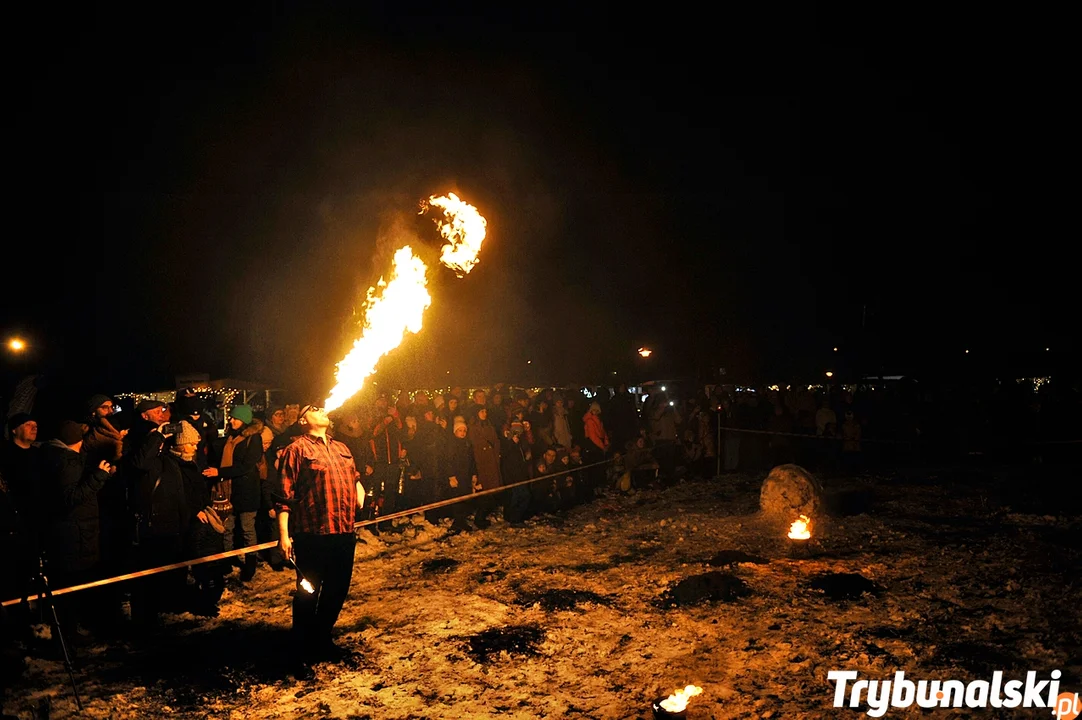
[759,464,823,523]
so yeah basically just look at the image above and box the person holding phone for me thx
[123,399,190,632]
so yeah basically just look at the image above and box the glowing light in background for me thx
[7,338,26,352]
[638,347,653,358]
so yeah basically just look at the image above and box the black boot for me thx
[239,555,257,582]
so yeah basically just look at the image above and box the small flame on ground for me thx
[660,685,703,713]
[424,192,488,277]
[300,578,315,594]
[788,514,812,540]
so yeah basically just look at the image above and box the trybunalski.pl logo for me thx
[828,670,1080,718]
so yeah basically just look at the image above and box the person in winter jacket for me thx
[500,421,534,524]
[203,404,264,582]
[441,419,478,534]
[582,402,611,492]
[170,422,228,617]
[39,421,115,632]
[467,407,501,529]
[124,400,189,630]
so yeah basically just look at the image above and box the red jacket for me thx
[583,412,610,452]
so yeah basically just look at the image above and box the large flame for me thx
[323,195,487,411]
[425,192,488,277]
[788,514,812,540]
[324,246,432,412]
[660,685,703,713]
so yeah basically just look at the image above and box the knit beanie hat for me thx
[453,417,468,431]
[57,421,86,446]
[87,394,112,414]
[6,413,33,434]
[230,404,253,425]
[175,420,202,446]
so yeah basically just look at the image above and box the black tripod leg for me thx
[39,580,82,711]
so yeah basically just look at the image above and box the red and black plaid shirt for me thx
[278,433,360,535]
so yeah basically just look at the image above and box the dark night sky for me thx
[2,4,1073,403]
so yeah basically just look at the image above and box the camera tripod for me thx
[21,556,82,711]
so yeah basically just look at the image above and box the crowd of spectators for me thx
[0,375,1077,664]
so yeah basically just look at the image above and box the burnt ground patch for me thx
[93,624,370,712]
[704,549,769,567]
[514,588,612,612]
[421,558,461,574]
[808,573,882,601]
[657,572,751,608]
[462,624,545,663]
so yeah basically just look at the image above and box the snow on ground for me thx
[3,466,1080,719]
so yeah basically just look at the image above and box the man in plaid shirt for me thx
[277,405,363,677]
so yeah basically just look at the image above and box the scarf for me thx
[220,432,246,469]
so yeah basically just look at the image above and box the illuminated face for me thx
[144,406,169,425]
[453,424,467,439]
[14,421,37,443]
[176,442,197,461]
[270,409,287,429]
[405,417,418,432]
[301,408,330,429]
[94,401,114,418]
[477,408,487,422]
[473,391,486,405]
[229,417,245,431]
[544,449,557,465]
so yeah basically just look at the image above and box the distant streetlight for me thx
[1045,347,1050,352]
[965,349,969,354]
[638,347,653,358]
[825,371,834,378]
[527,360,532,364]
[7,338,26,352]
[833,347,838,352]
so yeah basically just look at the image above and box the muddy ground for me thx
[3,462,1080,719]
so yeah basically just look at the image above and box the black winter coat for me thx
[127,430,189,539]
[441,436,476,499]
[213,422,264,513]
[40,441,109,574]
[500,435,532,486]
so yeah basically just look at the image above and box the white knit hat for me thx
[175,421,201,446]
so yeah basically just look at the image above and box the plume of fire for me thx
[660,685,703,713]
[788,514,812,540]
[324,246,432,412]
[424,192,488,277]
[323,194,487,412]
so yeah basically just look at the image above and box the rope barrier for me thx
[0,458,615,607]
